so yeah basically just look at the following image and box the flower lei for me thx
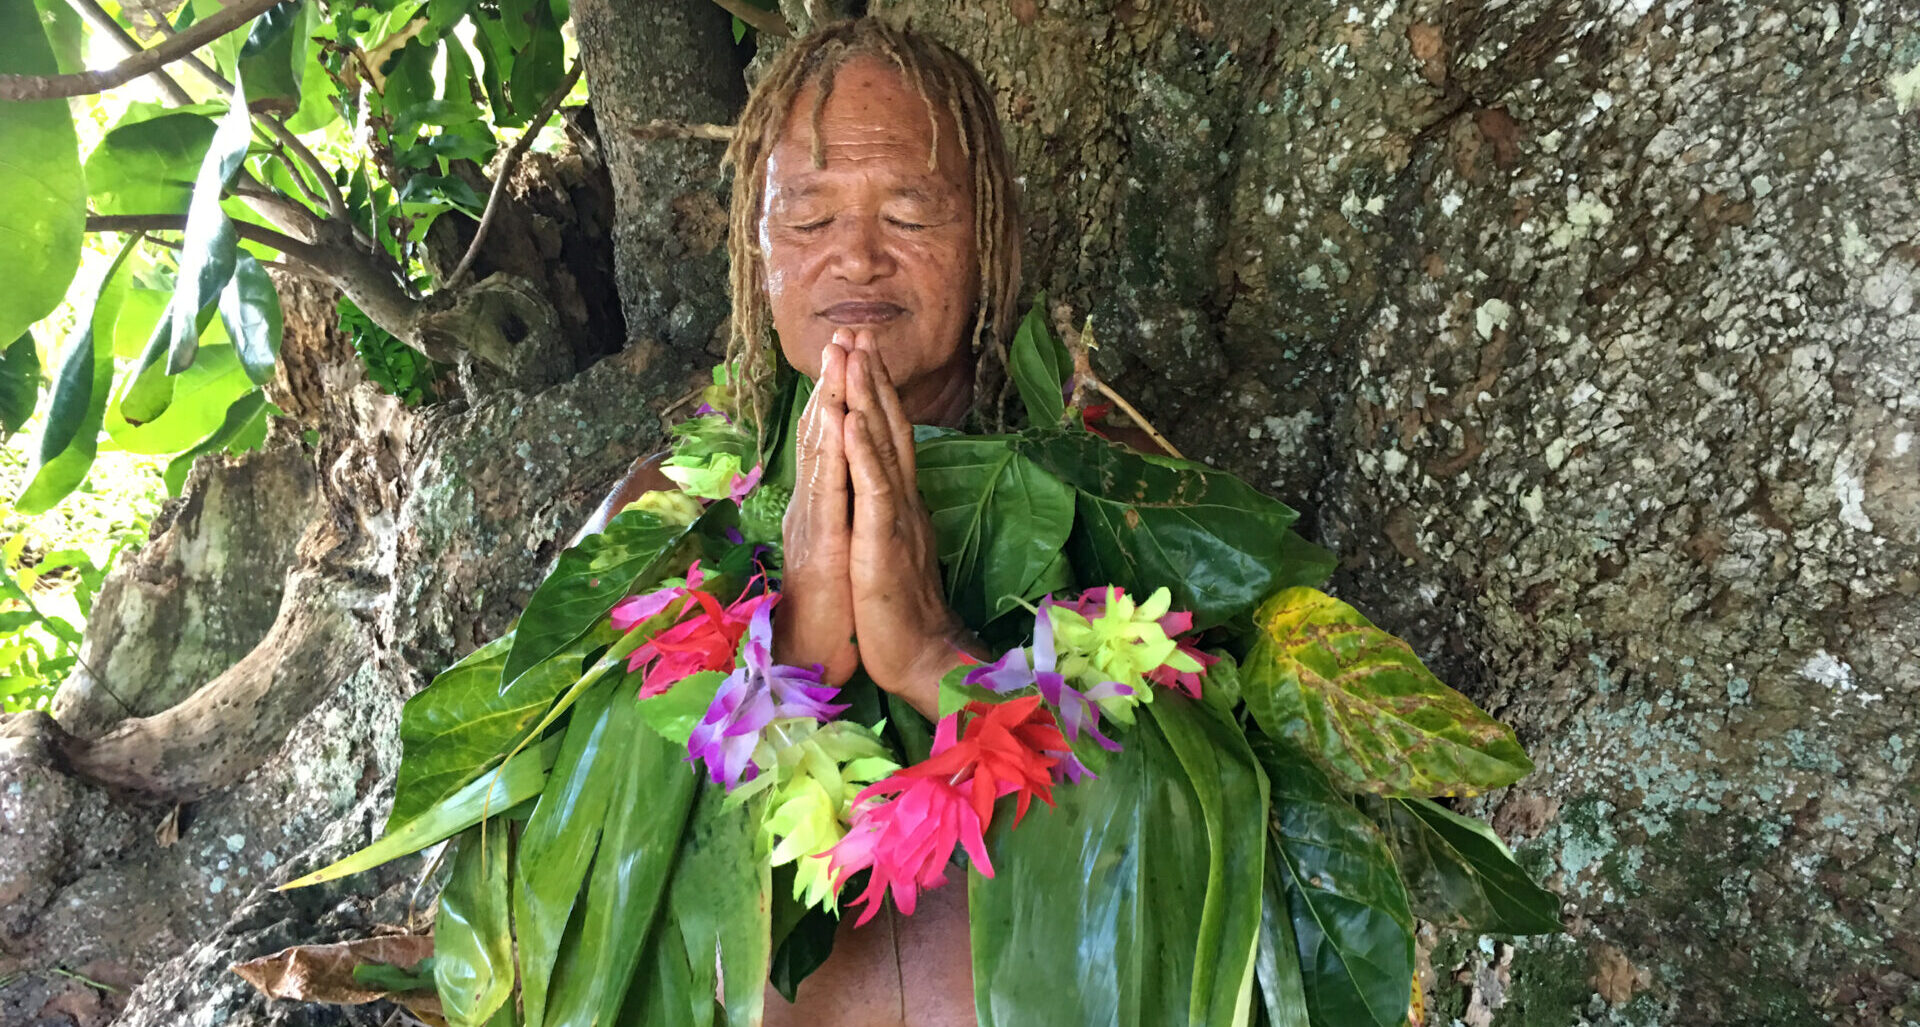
[617,411,1219,926]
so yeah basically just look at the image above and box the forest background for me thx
[0,0,1916,1024]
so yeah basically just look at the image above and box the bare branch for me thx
[629,119,736,142]
[86,213,331,273]
[0,0,283,102]
[260,116,348,217]
[708,0,791,37]
[63,0,193,105]
[444,60,584,290]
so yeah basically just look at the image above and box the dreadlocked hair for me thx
[722,16,1022,434]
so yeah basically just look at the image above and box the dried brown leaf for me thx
[231,936,439,1016]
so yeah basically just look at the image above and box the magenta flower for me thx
[686,599,844,789]
[827,773,989,926]
[727,463,764,505]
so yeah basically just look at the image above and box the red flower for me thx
[826,698,1070,924]
[612,564,772,697]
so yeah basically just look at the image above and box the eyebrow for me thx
[778,179,949,206]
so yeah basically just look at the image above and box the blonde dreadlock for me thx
[722,17,1022,433]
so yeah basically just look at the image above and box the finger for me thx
[810,386,850,536]
[844,410,899,513]
[845,348,906,490]
[855,330,917,481]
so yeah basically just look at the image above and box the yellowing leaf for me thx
[1242,587,1532,797]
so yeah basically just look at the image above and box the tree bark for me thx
[1,2,1913,1025]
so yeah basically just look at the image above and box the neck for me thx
[900,356,975,428]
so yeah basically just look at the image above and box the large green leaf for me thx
[1254,737,1414,1027]
[434,821,514,1027]
[666,786,773,1027]
[1366,796,1561,935]
[169,77,255,373]
[238,1,314,108]
[1015,428,1331,629]
[219,252,283,384]
[110,287,171,359]
[15,241,137,515]
[514,675,622,1027]
[619,912,701,1027]
[388,627,609,830]
[85,106,222,216]
[1008,299,1068,427]
[280,733,561,889]
[541,709,698,1027]
[916,436,1075,623]
[506,0,565,113]
[1241,587,1533,797]
[1254,840,1311,1027]
[0,0,85,347]
[499,505,699,692]
[29,0,82,72]
[1155,695,1268,1026]
[2,333,39,436]
[160,388,270,496]
[106,340,254,455]
[969,703,1217,1027]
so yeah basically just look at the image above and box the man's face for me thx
[759,57,979,416]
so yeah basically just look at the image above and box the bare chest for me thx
[761,883,977,1027]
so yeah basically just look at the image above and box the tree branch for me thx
[629,119,736,141]
[62,0,193,105]
[87,213,332,274]
[0,0,284,102]
[444,60,584,290]
[261,116,348,218]
[707,0,791,37]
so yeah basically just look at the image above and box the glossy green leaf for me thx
[1009,298,1068,427]
[218,253,283,385]
[916,436,1075,623]
[1254,736,1414,1027]
[161,388,270,496]
[1254,843,1311,1027]
[768,887,837,1004]
[634,669,725,746]
[118,314,183,425]
[1015,428,1327,629]
[389,627,609,829]
[1242,587,1533,797]
[434,821,513,1027]
[107,339,254,454]
[238,1,313,108]
[396,173,485,216]
[169,77,256,373]
[283,44,340,134]
[110,288,170,360]
[515,675,622,1027]
[2,333,38,436]
[179,0,248,78]
[30,0,82,72]
[0,0,85,347]
[279,733,561,889]
[507,0,564,114]
[499,505,698,692]
[85,106,222,216]
[619,913,700,1027]
[970,703,1217,1027]
[541,713,698,1027]
[16,241,138,515]
[666,786,772,1027]
[1367,796,1561,935]
[1155,695,1268,1026]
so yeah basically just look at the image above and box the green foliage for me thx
[167,79,254,373]
[1009,299,1069,426]
[434,821,515,1027]
[0,0,85,350]
[1365,796,1562,935]
[2,334,40,439]
[85,105,223,216]
[917,436,1074,625]
[339,298,439,404]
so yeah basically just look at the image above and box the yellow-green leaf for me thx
[1242,587,1532,797]
[0,0,85,348]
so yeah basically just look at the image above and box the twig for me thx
[629,119,736,142]
[443,60,584,290]
[86,214,330,271]
[62,0,193,105]
[707,0,791,37]
[0,0,283,102]
[260,116,348,217]
[1059,312,1185,459]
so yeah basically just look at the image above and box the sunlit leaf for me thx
[0,0,85,348]
[15,241,138,515]
[159,389,271,496]
[107,340,255,455]
[1253,735,1414,1027]
[1241,587,1533,797]
[85,105,222,216]
[238,1,315,109]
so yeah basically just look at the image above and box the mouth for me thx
[819,302,908,325]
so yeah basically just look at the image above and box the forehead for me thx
[765,55,972,201]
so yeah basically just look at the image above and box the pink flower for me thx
[727,463,764,505]
[609,563,771,698]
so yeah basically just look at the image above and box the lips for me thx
[820,301,907,325]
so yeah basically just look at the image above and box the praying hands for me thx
[774,328,975,720]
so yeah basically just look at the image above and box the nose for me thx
[827,216,896,283]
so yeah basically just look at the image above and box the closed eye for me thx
[790,218,832,233]
[888,217,928,231]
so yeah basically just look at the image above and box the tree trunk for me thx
[0,1,1913,1025]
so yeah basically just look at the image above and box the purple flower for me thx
[687,600,845,789]
[965,609,1132,761]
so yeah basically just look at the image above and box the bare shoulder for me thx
[571,451,676,545]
